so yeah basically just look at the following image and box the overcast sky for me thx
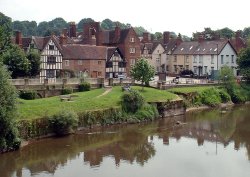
[0,0,249,37]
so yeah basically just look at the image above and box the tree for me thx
[153,32,163,40]
[130,58,155,90]
[218,27,234,39]
[0,12,12,55]
[77,18,95,31]
[101,18,115,30]
[2,44,30,78]
[26,50,41,77]
[0,62,20,152]
[237,47,250,81]
[134,26,147,37]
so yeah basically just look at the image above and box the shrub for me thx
[229,88,246,104]
[19,89,37,100]
[199,88,221,107]
[79,82,90,92]
[121,90,144,113]
[49,110,78,136]
[180,69,194,76]
[62,87,73,95]
[218,89,231,103]
[135,103,159,121]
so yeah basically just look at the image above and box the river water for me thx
[1,105,250,177]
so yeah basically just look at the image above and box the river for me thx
[1,104,250,177]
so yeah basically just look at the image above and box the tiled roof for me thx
[103,28,130,44]
[62,44,107,60]
[164,39,179,54]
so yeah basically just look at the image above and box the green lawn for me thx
[17,86,177,120]
[167,86,214,94]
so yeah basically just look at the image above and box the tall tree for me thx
[0,12,12,55]
[0,61,20,152]
[134,26,147,37]
[218,27,234,39]
[130,58,155,90]
[2,44,30,78]
[237,46,250,81]
[26,50,41,77]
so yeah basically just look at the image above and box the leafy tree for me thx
[0,62,20,152]
[2,44,30,78]
[242,27,250,38]
[237,47,250,81]
[26,50,41,77]
[12,20,37,36]
[77,18,95,31]
[218,27,234,39]
[0,12,12,55]
[101,18,115,30]
[219,66,236,91]
[134,26,147,37]
[130,58,155,90]
[37,21,49,36]
[153,32,163,40]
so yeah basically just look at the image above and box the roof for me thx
[106,47,125,61]
[230,37,247,53]
[164,39,179,54]
[62,44,107,60]
[172,39,233,55]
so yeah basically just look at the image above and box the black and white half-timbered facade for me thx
[106,47,126,78]
[39,37,62,82]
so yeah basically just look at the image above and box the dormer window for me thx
[49,45,54,50]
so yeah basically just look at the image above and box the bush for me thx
[229,88,246,104]
[199,88,221,107]
[134,103,159,121]
[180,69,194,76]
[79,82,90,92]
[121,90,144,113]
[62,87,73,95]
[19,89,37,100]
[49,110,78,136]
[218,89,231,103]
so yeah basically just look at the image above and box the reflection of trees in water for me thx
[1,105,250,176]
[84,128,156,166]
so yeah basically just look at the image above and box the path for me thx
[96,87,112,98]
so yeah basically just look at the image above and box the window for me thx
[174,55,177,62]
[211,67,214,72]
[231,55,234,63]
[130,59,136,66]
[166,65,169,71]
[185,55,189,63]
[193,66,197,74]
[226,55,229,64]
[49,45,54,50]
[199,55,203,63]
[185,65,189,70]
[130,37,135,42]
[46,70,55,78]
[98,61,102,65]
[78,60,82,65]
[130,48,136,53]
[193,55,197,63]
[156,58,160,63]
[204,66,207,74]
[211,55,214,64]
[65,60,69,66]
[47,56,56,64]
[98,72,102,76]
[221,55,224,64]
[174,65,177,72]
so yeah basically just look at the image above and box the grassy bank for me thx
[17,86,178,120]
[167,86,214,94]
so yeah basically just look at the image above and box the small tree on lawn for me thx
[130,58,154,90]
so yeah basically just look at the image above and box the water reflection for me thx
[1,104,250,177]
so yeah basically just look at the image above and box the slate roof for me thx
[172,39,235,55]
[61,44,107,60]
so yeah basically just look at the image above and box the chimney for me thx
[142,32,151,43]
[89,28,96,45]
[163,31,170,44]
[198,34,204,43]
[235,30,242,38]
[15,31,22,47]
[115,26,121,40]
[176,35,183,46]
[69,22,76,38]
[62,28,68,37]
[59,34,67,45]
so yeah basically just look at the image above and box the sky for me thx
[0,0,249,37]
